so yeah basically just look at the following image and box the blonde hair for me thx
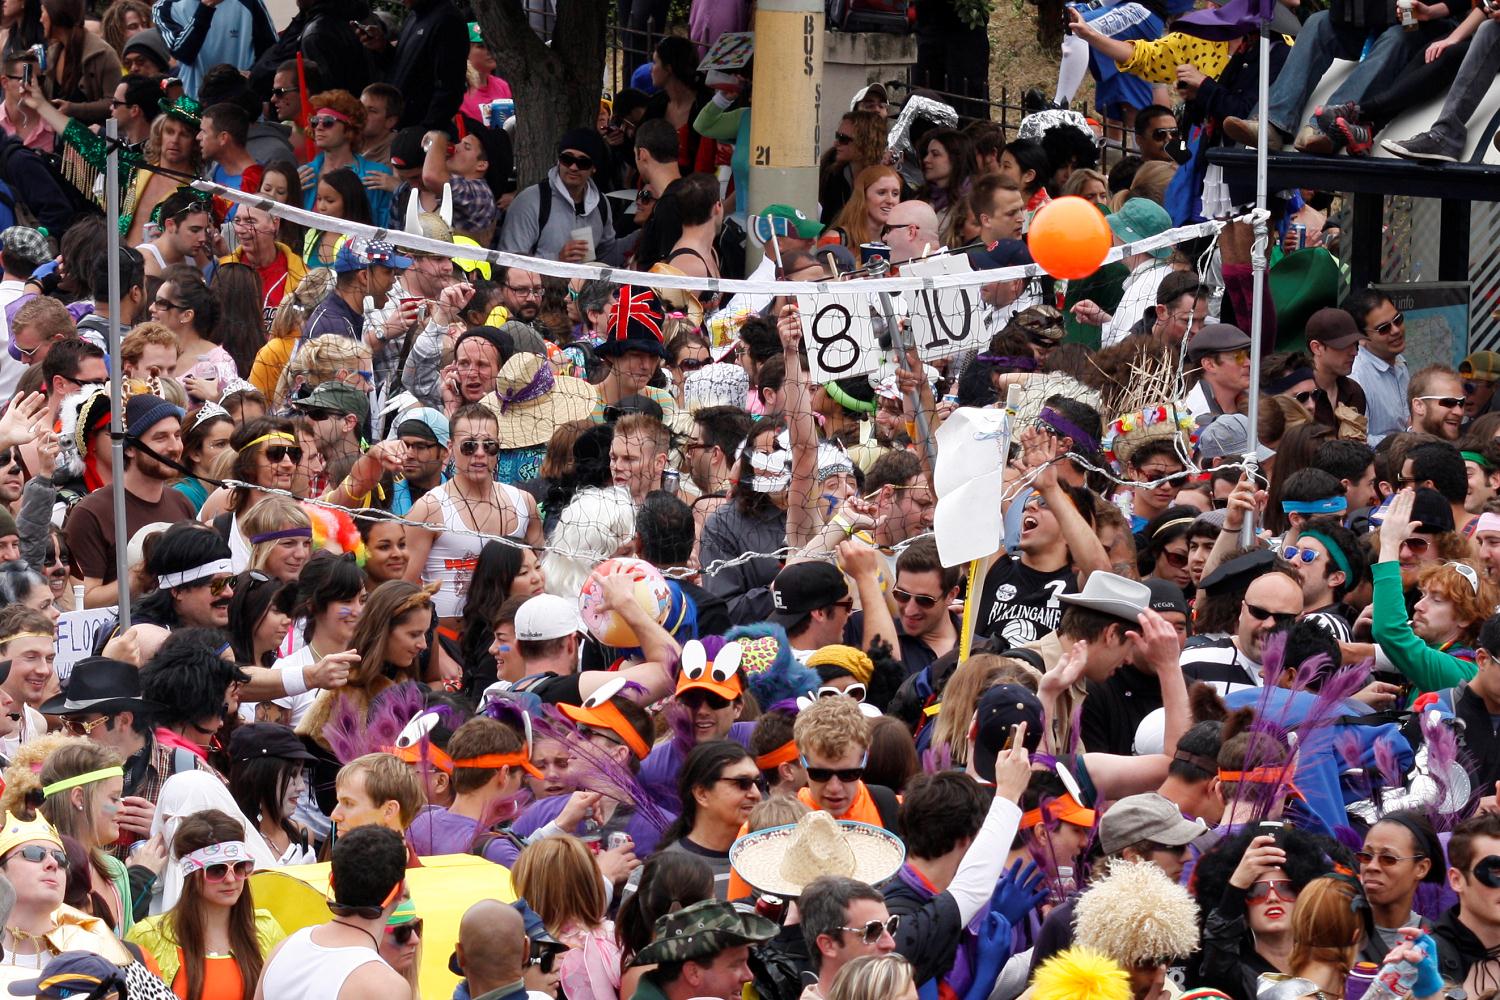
[335,753,425,828]
[270,269,336,344]
[1072,860,1200,966]
[273,331,368,410]
[931,654,1036,766]
[39,742,124,850]
[120,322,181,369]
[747,796,810,832]
[1289,877,1363,990]
[1128,161,1177,206]
[243,497,311,574]
[827,955,914,1000]
[0,734,85,817]
[792,696,869,761]
[512,835,606,935]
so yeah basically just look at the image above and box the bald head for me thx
[458,900,526,989]
[885,200,940,264]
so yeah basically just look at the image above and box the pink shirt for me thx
[461,75,513,125]
[0,102,55,153]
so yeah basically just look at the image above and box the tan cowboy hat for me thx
[480,352,595,449]
[729,811,905,898]
[648,262,705,329]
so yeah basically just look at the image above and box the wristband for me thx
[832,514,855,537]
[283,663,309,697]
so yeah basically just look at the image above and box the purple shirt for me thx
[639,721,756,809]
[511,792,675,858]
[407,805,520,867]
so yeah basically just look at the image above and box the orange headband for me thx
[755,740,799,770]
[1019,793,1096,831]
[387,742,455,774]
[452,751,543,779]
[589,701,651,760]
[1217,762,1296,784]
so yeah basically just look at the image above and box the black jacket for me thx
[383,0,467,130]
[1430,905,1499,992]
[0,133,78,236]
[249,0,371,98]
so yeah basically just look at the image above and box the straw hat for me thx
[648,262,705,329]
[729,811,905,898]
[480,353,595,449]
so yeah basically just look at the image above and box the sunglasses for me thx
[308,116,343,129]
[0,451,13,469]
[298,406,337,421]
[801,754,867,784]
[1281,546,1321,564]
[1418,395,1464,409]
[834,131,853,144]
[1356,850,1426,867]
[206,575,235,597]
[1213,349,1251,366]
[63,716,109,736]
[201,859,256,882]
[892,588,942,609]
[270,86,296,97]
[1402,536,1431,554]
[1292,390,1317,405]
[1246,879,1296,901]
[1244,603,1297,627]
[1464,381,1482,395]
[264,445,303,465]
[680,689,731,712]
[716,775,760,792]
[153,297,188,311]
[558,151,594,170]
[675,358,706,372]
[1160,549,1189,569]
[459,439,501,457]
[1150,127,1180,141]
[838,915,900,945]
[385,919,423,945]
[6,845,67,867]
[816,683,867,702]
[1367,312,1405,336]
[527,947,563,974]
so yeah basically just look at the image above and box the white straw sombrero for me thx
[729,811,905,898]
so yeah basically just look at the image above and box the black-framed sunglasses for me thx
[1367,312,1405,336]
[717,775,760,792]
[1244,603,1297,627]
[558,151,594,170]
[385,919,423,945]
[675,358,706,372]
[801,754,866,784]
[834,131,853,144]
[837,915,900,945]
[1292,389,1317,405]
[679,689,731,712]
[153,297,188,311]
[1150,127,1180,141]
[270,86,296,97]
[892,588,941,609]
[264,445,304,465]
[527,946,564,974]
[459,438,501,457]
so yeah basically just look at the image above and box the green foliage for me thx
[953,0,995,28]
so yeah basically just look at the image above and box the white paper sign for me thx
[54,606,118,685]
[902,255,983,361]
[796,292,883,381]
[698,31,754,72]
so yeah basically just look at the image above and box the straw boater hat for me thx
[730,810,904,898]
[480,352,595,449]
[648,262,705,330]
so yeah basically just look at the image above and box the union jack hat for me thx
[597,285,669,359]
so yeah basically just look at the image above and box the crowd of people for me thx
[0,0,1485,1000]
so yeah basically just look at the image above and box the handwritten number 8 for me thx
[811,304,859,375]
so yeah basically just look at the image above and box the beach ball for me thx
[1027,195,1112,280]
[579,557,672,647]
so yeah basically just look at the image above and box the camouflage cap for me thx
[629,899,778,967]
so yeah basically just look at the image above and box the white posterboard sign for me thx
[903,254,983,361]
[54,606,118,685]
[796,292,883,382]
[698,31,754,72]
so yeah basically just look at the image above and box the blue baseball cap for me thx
[395,406,450,448]
[333,237,414,273]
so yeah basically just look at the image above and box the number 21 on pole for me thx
[795,292,881,382]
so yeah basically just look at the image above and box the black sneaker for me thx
[1334,116,1374,156]
[1023,88,1052,115]
[1381,130,1460,162]
[1313,101,1360,138]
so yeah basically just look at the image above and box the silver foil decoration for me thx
[887,95,959,155]
[1018,108,1094,142]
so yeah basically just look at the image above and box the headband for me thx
[243,432,296,451]
[388,741,455,773]
[451,750,545,779]
[312,107,353,123]
[0,631,52,646]
[1038,406,1101,454]
[1151,516,1196,538]
[1218,760,1295,785]
[1172,748,1218,774]
[580,700,652,760]
[1464,451,1494,470]
[42,766,124,798]
[179,840,253,877]
[1268,368,1316,394]
[754,740,799,770]
[977,354,1039,371]
[1280,497,1347,515]
[1477,512,1500,536]
[158,558,234,591]
[250,527,313,545]
[823,382,876,414]
[1299,529,1352,582]
[1019,793,1089,830]
[1296,527,1356,581]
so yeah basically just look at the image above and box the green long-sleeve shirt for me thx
[1370,560,1475,693]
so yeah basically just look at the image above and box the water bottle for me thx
[581,817,602,853]
[1365,953,1420,1000]
[1346,962,1380,1000]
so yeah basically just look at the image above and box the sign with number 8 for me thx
[795,292,882,381]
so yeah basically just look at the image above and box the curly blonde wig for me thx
[0,734,89,817]
[1072,860,1200,966]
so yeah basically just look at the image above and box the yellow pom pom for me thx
[1030,948,1132,1000]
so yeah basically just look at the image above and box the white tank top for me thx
[423,482,531,618]
[260,927,389,1000]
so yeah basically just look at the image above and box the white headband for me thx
[158,559,234,591]
[179,840,253,877]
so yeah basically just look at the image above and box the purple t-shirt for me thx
[510,792,675,859]
[638,721,757,809]
[407,805,520,867]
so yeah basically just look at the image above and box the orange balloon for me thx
[1026,195,1113,280]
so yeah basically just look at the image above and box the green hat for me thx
[160,95,201,126]
[1268,247,1340,353]
[749,204,824,245]
[468,21,481,42]
[629,899,777,967]
[294,381,370,423]
[1107,198,1173,260]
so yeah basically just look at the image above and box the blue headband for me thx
[1281,497,1347,515]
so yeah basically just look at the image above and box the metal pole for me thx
[106,119,129,628]
[878,290,937,461]
[1239,20,1271,549]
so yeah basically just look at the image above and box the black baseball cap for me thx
[767,562,849,630]
[1144,578,1189,617]
[228,723,317,764]
[1198,547,1276,597]
[972,683,1044,782]
[1411,487,1455,534]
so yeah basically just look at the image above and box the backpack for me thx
[528,179,611,256]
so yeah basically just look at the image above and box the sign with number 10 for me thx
[901,255,980,360]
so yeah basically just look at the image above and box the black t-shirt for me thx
[841,612,954,678]
[520,671,584,706]
[1080,664,1164,755]
[975,556,1076,646]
